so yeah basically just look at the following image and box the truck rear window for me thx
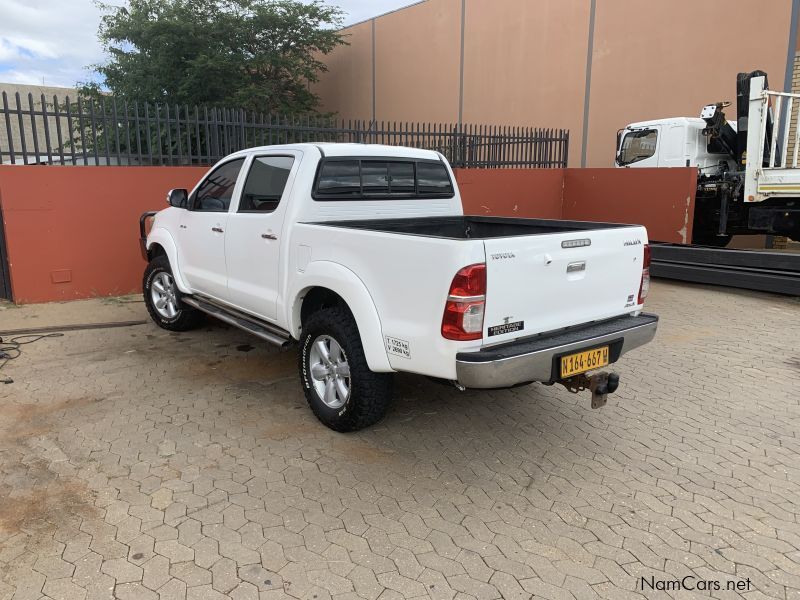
[314,159,454,200]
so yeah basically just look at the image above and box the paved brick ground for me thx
[1,281,799,600]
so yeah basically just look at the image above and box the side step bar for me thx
[182,296,292,347]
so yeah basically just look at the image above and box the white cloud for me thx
[1,69,51,85]
[0,0,113,87]
[0,0,421,89]
[0,38,20,63]
[0,35,60,60]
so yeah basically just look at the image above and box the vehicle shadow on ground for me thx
[139,318,604,484]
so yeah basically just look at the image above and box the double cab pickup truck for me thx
[140,144,658,431]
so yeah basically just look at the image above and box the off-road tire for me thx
[143,255,204,331]
[299,307,393,432]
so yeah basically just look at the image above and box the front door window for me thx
[191,159,245,212]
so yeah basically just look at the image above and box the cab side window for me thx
[239,156,295,213]
[192,159,245,212]
[618,130,657,166]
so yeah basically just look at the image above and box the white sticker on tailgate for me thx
[385,337,411,359]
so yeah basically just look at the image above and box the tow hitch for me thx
[557,371,620,408]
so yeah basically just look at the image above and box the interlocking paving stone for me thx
[0,281,798,599]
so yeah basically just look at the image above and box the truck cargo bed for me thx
[311,216,632,240]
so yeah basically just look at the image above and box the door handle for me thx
[211,226,224,233]
[261,233,278,240]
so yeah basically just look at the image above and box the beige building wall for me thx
[314,20,374,120]
[314,0,796,167]
[790,51,800,156]
[461,0,589,139]
[586,0,791,167]
[0,83,76,164]
[374,0,462,123]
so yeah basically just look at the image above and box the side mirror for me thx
[167,188,188,208]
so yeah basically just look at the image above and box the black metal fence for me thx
[0,91,569,168]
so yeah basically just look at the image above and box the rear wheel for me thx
[143,255,204,331]
[299,307,393,432]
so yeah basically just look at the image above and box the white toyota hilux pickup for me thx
[140,143,658,431]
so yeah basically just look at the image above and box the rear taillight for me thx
[638,244,651,304]
[442,263,486,341]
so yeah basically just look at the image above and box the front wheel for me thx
[299,307,393,432]
[143,255,204,331]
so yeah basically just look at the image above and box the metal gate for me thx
[0,91,569,169]
[0,206,11,300]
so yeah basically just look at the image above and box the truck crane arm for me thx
[700,102,737,160]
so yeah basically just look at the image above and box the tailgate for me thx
[482,226,647,345]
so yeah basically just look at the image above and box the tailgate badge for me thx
[562,238,591,248]
[488,320,524,337]
[567,261,586,273]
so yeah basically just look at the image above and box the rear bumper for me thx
[455,313,658,389]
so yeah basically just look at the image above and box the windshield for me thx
[618,129,657,165]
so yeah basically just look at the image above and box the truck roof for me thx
[626,116,708,129]
[626,116,738,132]
[227,143,444,161]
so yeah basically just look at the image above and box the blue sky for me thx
[0,0,417,89]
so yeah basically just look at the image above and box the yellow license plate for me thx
[560,346,609,377]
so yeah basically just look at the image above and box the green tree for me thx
[82,0,345,115]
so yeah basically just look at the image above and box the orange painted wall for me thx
[0,166,206,304]
[457,167,697,244]
[456,168,564,218]
[562,168,698,244]
[0,165,696,304]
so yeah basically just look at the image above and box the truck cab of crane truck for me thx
[615,72,800,245]
[615,117,736,172]
[615,118,743,246]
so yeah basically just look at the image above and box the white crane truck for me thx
[140,144,658,432]
[616,71,800,246]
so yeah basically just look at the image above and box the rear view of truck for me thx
[308,214,658,412]
[452,218,658,407]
